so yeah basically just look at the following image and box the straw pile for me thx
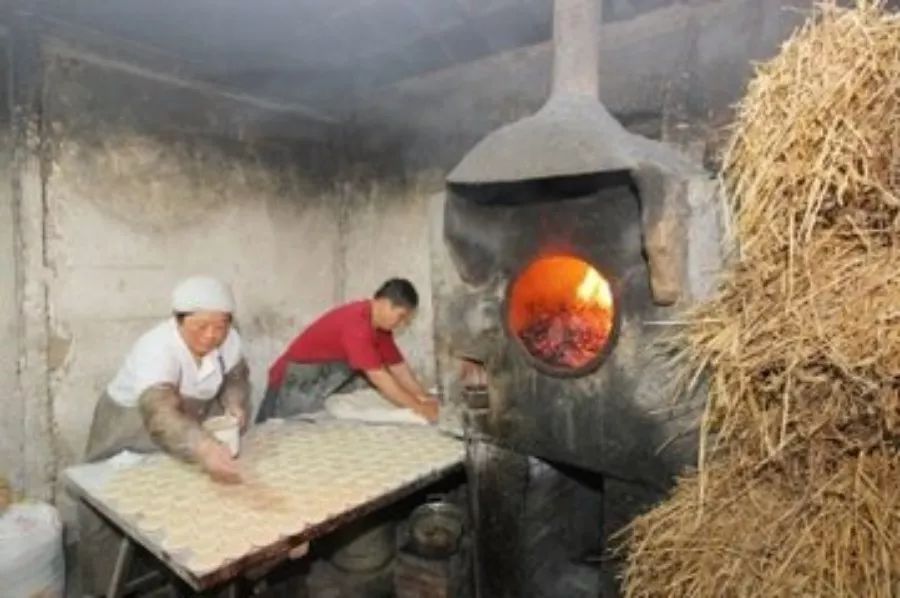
[617,2,900,596]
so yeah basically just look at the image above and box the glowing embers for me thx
[508,256,615,374]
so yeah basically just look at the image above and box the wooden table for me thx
[64,420,465,594]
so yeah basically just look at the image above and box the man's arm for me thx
[138,385,241,482]
[387,361,429,399]
[363,368,420,409]
[364,368,438,422]
[387,362,440,422]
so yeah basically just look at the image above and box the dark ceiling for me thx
[30,0,676,112]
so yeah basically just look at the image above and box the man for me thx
[79,276,251,595]
[257,278,439,423]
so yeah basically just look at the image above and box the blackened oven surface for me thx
[444,179,682,483]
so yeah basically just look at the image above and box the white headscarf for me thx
[171,276,235,313]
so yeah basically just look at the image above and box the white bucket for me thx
[203,415,240,457]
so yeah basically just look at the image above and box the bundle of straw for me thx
[617,2,900,596]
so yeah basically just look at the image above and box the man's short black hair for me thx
[374,278,418,309]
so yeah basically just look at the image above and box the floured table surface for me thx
[65,420,464,590]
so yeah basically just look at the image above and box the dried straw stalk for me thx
[617,2,900,596]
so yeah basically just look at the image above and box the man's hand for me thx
[366,369,440,423]
[412,396,440,423]
[194,437,242,484]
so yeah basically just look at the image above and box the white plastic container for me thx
[0,502,65,598]
[203,415,240,457]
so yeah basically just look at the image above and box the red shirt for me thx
[268,300,404,387]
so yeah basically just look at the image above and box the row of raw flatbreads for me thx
[97,422,463,573]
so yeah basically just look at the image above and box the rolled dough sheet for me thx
[324,389,429,425]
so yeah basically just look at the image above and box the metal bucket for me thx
[329,519,397,573]
[407,500,464,559]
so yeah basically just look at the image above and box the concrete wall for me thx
[3,44,449,503]
[0,35,22,490]
[0,40,352,505]
[1,43,448,502]
[334,172,445,384]
[41,54,342,474]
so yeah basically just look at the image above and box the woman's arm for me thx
[138,384,210,460]
[138,385,242,482]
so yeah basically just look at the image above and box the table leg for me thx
[107,536,134,598]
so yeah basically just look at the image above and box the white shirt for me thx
[107,318,243,407]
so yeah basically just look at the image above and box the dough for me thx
[324,389,429,425]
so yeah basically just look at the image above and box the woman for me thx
[79,275,251,596]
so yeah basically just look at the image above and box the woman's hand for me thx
[194,437,242,484]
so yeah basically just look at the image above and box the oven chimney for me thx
[552,0,598,98]
[447,0,697,186]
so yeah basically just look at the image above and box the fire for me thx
[508,256,615,372]
[576,268,613,309]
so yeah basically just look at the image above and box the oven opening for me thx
[507,255,615,376]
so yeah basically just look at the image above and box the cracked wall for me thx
[41,55,342,478]
[0,35,21,491]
